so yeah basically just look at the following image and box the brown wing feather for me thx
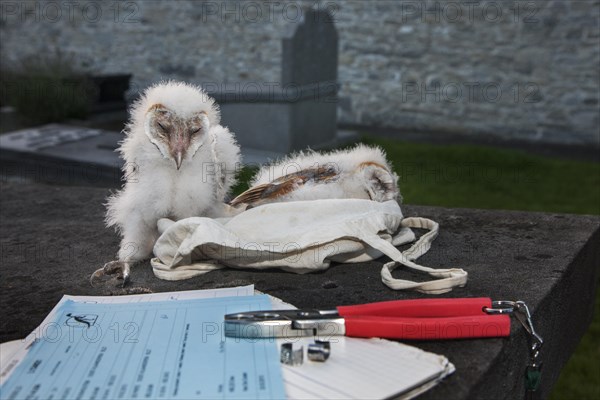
[229,183,273,206]
[229,178,301,206]
[229,165,338,207]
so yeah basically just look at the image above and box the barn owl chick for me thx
[230,144,399,208]
[92,81,241,286]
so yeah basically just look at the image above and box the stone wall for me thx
[1,0,598,145]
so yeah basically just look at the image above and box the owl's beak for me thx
[169,134,188,170]
[175,152,183,170]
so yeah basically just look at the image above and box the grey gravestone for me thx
[0,124,123,187]
[282,9,337,86]
[212,8,341,154]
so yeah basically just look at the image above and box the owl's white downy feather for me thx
[97,81,241,284]
[231,144,400,208]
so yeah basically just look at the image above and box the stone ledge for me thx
[0,182,598,399]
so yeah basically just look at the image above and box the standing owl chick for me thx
[92,81,241,285]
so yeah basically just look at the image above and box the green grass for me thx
[360,136,600,215]
[232,164,259,196]
[234,136,599,398]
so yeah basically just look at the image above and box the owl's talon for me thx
[90,261,131,287]
[121,266,131,287]
[89,267,106,286]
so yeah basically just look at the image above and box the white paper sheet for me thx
[278,337,453,400]
[1,286,453,399]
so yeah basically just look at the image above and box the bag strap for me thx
[356,217,468,294]
[400,217,438,261]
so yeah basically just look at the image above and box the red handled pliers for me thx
[224,298,511,340]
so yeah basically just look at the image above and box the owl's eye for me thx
[157,122,168,132]
[190,127,202,134]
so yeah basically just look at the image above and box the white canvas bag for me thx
[150,199,468,294]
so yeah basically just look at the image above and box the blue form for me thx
[0,295,285,400]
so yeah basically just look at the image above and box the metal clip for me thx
[514,301,543,368]
[485,300,543,363]
[484,300,544,396]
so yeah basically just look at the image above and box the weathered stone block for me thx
[0,182,598,399]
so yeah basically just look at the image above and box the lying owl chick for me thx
[92,81,241,286]
[230,144,400,208]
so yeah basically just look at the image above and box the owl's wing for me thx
[230,166,338,207]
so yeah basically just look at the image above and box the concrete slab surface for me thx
[0,182,598,399]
